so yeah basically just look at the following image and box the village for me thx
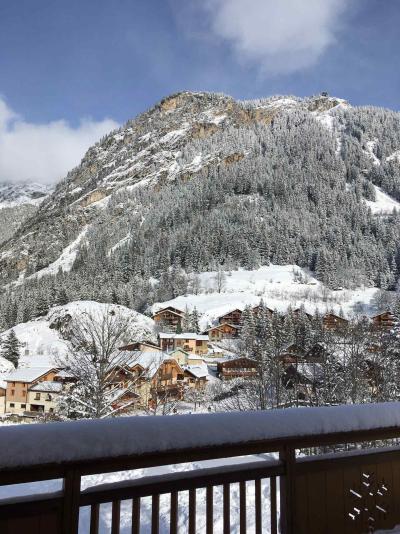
[0,304,396,421]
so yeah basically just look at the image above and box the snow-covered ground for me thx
[153,265,381,330]
[0,301,156,368]
[365,185,400,215]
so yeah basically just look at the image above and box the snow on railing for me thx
[1,402,400,471]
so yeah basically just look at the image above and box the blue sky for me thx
[0,0,399,184]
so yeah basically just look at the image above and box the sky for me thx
[0,0,399,185]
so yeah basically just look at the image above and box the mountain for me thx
[0,182,52,245]
[1,91,400,330]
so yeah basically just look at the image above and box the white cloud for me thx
[0,98,119,185]
[202,0,350,74]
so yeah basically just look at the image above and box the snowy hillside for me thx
[0,301,156,368]
[153,265,381,330]
[0,182,51,210]
[365,185,400,215]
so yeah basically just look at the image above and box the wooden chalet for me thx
[252,305,274,317]
[204,323,240,341]
[158,333,209,355]
[371,311,398,330]
[305,343,329,363]
[217,309,243,326]
[278,343,306,364]
[151,358,186,400]
[217,357,258,380]
[183,365,208,389]
[292,308,313,320]
[322,313,349,331]
[110,389,140,414]
[153,307,184,330]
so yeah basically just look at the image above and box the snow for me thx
[158,333,208,341]
[153,265,380,330]
[29,226,89,279]
[0,182,51,210]
[386,150,400,164]
[159,127,188,145]
[364,138,381,166]
[365,185,400,215]
[5,367,56,383]
[0,402,400,470]
[29,381,63,393]
[0,301,156,368]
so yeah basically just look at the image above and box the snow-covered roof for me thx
[5,367,56,383]
[125,351,173,378]
[159,332,208,341]
[183,364,209,379]
[29,381,63,393]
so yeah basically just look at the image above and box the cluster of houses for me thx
[153,305,398,334]
[0,306,396,419]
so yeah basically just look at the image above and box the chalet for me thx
[27,381,63,415]
[158,333,175,352]
[371,311,398,331]
[5,367,59,416]
[305,343,329,363]
[151,358,187,400]
[110,389,141,414]
[119,341,161,352]
[153,307,184,330]
[217,357,258,380]
[0,380,6,413]
[278,343,306,364]
[292,308,313,320]
[183,364,209,390]
[322,313,349,331]
[169,348,190,366]
[204,323,240,341]
[282,362,324,398]
[252,305,274,317]
[217,309,243,326]
[158,333,209,355]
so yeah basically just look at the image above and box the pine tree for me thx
[1,330,20,368]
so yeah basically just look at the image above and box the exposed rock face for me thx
[0,91,353,284]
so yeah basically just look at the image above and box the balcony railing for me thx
[1,403,400,533]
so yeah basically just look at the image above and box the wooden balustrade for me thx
[1,405,400,533]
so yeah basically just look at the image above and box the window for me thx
[35,393,40,400]
[21,404,26,409]
[11,389,15,396]
[9,403,14,408]
[49,408,54,413]
[22,389,26,396]
[196,340,202,346]
[46,394,52,401]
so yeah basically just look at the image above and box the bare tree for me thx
[213,267,227,294]
[57,308,141,419]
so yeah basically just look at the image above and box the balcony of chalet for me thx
[1,404,400,533]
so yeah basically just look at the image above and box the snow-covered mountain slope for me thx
[1,90,400,318]
[153,265,380,330]
[0,301,156,368]
[365,185,400,215]
[0,182,52,246]
[0,182,51,209]
[0,92,355,284]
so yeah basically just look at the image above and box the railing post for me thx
[63,469,81,534]
[279,447,296,534]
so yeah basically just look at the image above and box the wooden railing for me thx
[1,404,400,533]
